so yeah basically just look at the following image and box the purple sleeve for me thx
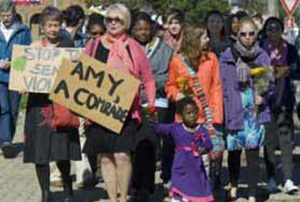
[153,123,174,136]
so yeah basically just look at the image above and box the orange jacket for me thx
[166,52,223,124]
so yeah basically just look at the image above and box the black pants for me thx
[132,107,173,196]
[228,149,260,196]
[264,109,294,181]
[160,104,176,183]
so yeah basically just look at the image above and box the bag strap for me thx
[180,54,215,136]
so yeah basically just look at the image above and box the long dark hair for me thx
[260,17,284,40]
[205,10,226,40]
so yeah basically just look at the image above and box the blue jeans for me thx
[0,82,21,145]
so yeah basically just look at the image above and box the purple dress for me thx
[154,123,214,202]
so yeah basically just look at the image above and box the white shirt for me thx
[0,22,14,42]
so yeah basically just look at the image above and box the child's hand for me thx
[198,147,206,155]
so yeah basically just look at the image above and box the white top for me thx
[0,22,14,42]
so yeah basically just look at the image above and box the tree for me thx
[85,0,231,24]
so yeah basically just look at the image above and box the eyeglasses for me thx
[105,17,122,24]
[239,31,255,37]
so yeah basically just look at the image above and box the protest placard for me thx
[9,45,82,93]
[50,53,141,134]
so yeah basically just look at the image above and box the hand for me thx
[274,66,289,79]
[18,89,28,94]
[0,60,10,69]
[148,112,157,123]
[254,94,263,105]
[176,92,185,101]
[198,147,206,155]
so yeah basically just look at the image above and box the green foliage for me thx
[85,0,232,24]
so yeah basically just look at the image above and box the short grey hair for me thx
[0,0,16,13]
[105,3,131,30]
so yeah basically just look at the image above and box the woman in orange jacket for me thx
[166,25,224,190]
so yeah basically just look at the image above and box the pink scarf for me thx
[164,31,183,52]
[85,33,156,123]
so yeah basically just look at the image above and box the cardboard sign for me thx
[280,0,299,15]
[50,53,141,134]
[9,45,83,93]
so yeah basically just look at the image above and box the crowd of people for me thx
[0,0,299,202]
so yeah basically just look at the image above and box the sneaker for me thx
[248,196,256,202]
[283,179,299,194]
[266,178,278,193]
[1,142,15,158]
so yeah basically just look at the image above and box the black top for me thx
[57,35,75,48]
[95,41,110,63]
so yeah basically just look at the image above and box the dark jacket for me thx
[261,41,300,109]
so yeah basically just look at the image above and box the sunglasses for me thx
[267,27,281,32]
[239,31,255,37]
[105,17,123,24]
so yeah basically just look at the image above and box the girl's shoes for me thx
[227,187,237,201]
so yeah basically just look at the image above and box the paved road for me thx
[0,111,300,202]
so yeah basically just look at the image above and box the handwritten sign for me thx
[9,45,82,93]
[50,54,141,134]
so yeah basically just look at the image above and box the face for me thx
[106,10,125,37]
[231,17,240,35]
[266,21,282,42]
[168,19,183,36]
[182,103,198,128]
[207,14,223,36]
[1,10,15,28]
[43,20,61,40]
[90,24,105,38]
[200,30,209,49]
[133,20,151,44]
[238,23,257,49]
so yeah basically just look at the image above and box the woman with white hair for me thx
[84,4,156,202]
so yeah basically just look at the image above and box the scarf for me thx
[145,37,160,58]
[234,40,261,60]
[180,54,215,136]
[102,33,134,75]
[164,30,183,53]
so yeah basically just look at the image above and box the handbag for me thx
[52,103,80,130]
[40,38,80,130]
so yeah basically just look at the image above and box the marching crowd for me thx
[0,0,299,202]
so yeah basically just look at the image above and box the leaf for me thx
[12,56,27,71]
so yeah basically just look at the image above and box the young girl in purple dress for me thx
[153,97,214,202]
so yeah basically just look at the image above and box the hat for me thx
[0,0,15,12]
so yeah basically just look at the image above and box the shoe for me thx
[248,196,256,202]
[266,178,278,193]
[1,142,15,158]
[227,187,237,201]
[283,179,299,194]
[132,189,150,202]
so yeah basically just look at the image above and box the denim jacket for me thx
[0,22,31,83]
